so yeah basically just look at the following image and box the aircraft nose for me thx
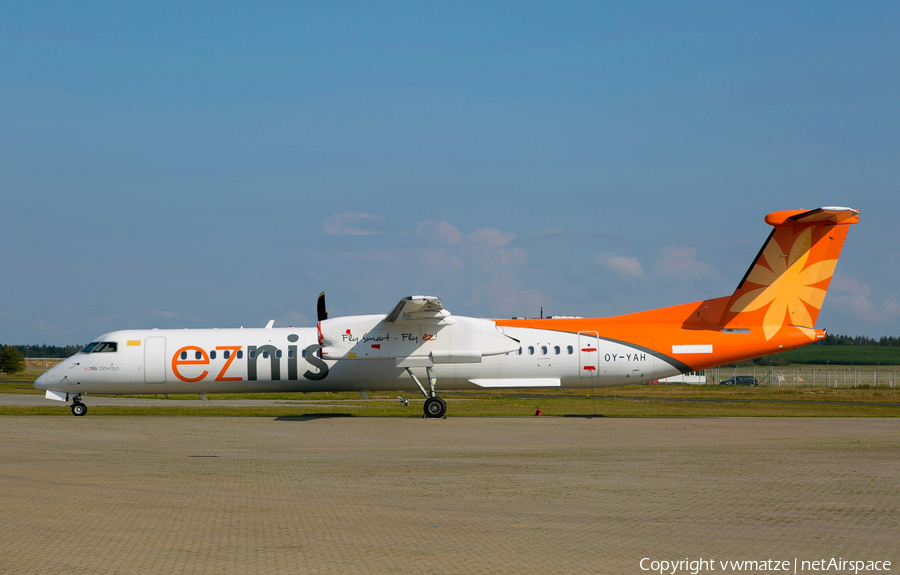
[34,362,64,391]
[33,371,49,391]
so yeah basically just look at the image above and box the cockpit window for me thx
[80,342,100,354]
[91,342,118,353]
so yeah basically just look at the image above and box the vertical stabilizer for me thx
[721,207,859,341]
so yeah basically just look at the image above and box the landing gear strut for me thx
[405,367,446,419]
[70,395,87,417]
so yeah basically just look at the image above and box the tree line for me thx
[0,344,85,375]
[5,344,85,358]
[814,334,900,346]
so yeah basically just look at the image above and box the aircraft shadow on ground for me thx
[275,413,356,422]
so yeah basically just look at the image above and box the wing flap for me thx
[469,378,561,388]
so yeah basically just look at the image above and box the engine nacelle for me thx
[318,315,387,360]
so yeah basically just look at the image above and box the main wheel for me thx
[71,402,87,417]
[423,397,446,419]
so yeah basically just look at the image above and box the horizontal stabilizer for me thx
[764,207,859,226]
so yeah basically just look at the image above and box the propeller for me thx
[317,292,328,321]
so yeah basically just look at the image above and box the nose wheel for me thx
[70,396,87,416]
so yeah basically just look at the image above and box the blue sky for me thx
[1,2,898,345]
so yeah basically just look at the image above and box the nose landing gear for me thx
[70,395,87,416]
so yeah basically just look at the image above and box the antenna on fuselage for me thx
[317,292,328,321]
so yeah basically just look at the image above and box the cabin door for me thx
[144,337,167,384]
[578,331,599,378]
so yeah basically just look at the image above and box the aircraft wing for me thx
[384,296,454,325]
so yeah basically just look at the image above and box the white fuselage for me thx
[34,318,682,397]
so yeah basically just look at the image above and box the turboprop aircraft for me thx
[35,207,858,418]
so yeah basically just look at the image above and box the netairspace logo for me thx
[639,558,892,575]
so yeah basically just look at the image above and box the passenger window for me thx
[210,351,216,360]
[249,350,256,359]
[180,351,187,360]
[567,345,574,354]
[276,350,282,359]
[302,349,308,358]
[528,346,535,355]
[288,349,295,359]
[518,347,523,355]
[554,346,560,355]
[223,350,230,359]
[195,351,202,360]
[541,346,548,355]
[237,350,243,359]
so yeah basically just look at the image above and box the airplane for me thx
[35,207,858,418]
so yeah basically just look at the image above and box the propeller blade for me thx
[317,292,328,321]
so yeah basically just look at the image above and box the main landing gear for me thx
[405,367,447,419]
[424,397,447,418]
[70,395,87,417]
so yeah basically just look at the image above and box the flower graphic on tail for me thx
[729,228,838,340]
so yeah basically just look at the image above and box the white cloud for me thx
[319,219,532,317]
[282,311,311,327]
[30,317,72,333]
[829,273,900,324]
[461,228,526,272]
[154,310,181,318]
[415,219,463,246]
[323,213,384,236]
[0,310,12,317]
[468,269,549,318]
[654,245,717,280]
[594,254,647,279]
[418,247,465,273]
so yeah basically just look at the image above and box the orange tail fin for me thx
[721,207,859,341]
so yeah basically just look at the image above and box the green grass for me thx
[3,385,899,417]
[0,369,45,393]
[5,366,899,417]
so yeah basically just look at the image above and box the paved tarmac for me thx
[1,417,897,574]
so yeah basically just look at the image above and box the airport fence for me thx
[701,365,897,388]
